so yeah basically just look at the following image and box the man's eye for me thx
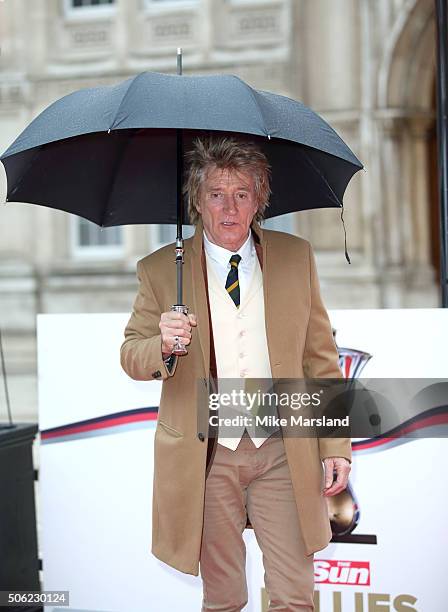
[210,192,223,199]
[237,193,248,199]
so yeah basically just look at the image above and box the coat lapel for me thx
[191,219,210,377]
[251,220,283,378]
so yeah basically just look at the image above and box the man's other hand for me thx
[322,457,351,497]
[160,311,197,358]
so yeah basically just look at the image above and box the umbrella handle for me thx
[170,304,189,356]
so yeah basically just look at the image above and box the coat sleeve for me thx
[120,259,178,382]
[303,242,352,464]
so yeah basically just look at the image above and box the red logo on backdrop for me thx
[314,559,370,586]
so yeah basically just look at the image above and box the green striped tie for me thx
[225,254,242,308]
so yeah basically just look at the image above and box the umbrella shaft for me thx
[177,47,182,76]
[177,131,184,241]
[176,48,184,306]
[176,46,184,241]
[177,258,183,305]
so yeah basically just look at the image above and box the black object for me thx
[0,72,363,228]
[0,327,13,428]
[0,424,40,599]
[175,48,185,306]
[436,0,448,306]
[0,65,363,337]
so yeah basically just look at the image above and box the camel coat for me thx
[120,218,352,576]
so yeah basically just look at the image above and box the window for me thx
[64,0,116,18]
[71,218,124,259]
[71,0,114,7]
[262,212,297,234]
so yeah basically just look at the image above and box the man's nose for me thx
[222,195,238,214]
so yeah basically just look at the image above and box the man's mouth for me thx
[222,221,237,226]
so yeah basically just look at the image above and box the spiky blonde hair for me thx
[184,136,271,225]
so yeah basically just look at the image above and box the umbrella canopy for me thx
[1,72,363,227]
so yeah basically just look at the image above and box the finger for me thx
[161,311,190,323]
[171,331,192,342]
[162,337,190,352]
[162,327,192,340]
[332,462,351,479]
[323,460,335,489]
[323,468,349,496]
[188,314,198,326]
[160,319,191,332]
[323,483,345,497]
[169,334,191,347]
[323,475,349,496]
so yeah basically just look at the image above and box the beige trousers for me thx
[200,431,315,612]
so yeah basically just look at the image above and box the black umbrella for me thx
[1,72,362,227]
[0,62,363,353]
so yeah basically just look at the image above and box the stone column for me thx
[376,114,438,307]
[374,115,409,307]
[115,0,130,71]
[405,114,438,305]
[303,0,360,110]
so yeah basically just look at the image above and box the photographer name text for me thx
[209,414,350,427]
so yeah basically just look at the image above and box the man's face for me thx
[196,166,259,252]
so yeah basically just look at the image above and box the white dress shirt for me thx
[203,230,255,306]
[203,229,278,449]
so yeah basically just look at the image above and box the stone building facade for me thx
[0,0,441,420]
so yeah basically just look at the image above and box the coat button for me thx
[198,432,205,442]
[152,370,162,379]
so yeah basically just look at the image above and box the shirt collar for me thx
[203,229,253,267]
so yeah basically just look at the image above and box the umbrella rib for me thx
[109,72,147,131]
[5,147,41,203]
[298,148,343,207]
[231,75,270,137]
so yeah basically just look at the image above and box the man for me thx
[120,137,351,611]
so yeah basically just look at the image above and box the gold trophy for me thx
[329,332,377,544]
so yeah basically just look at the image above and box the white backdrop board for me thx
[37,310,448,612]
